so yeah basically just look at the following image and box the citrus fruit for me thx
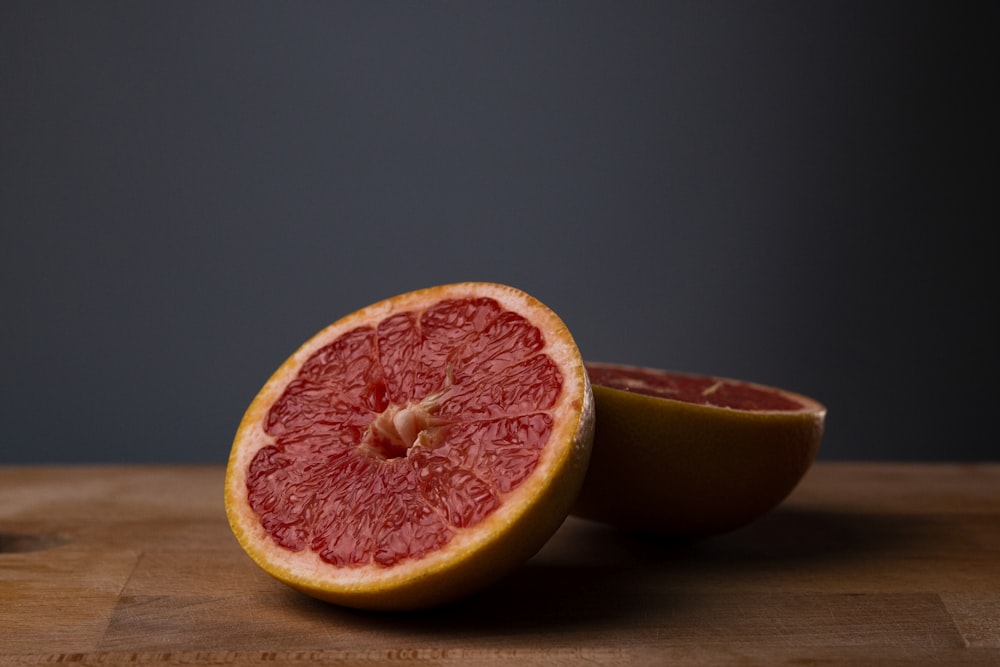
[224,283,594,611]
[572,362,825,537]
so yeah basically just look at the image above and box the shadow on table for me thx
[283,506,916,636]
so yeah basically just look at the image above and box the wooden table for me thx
[1,463,998,665]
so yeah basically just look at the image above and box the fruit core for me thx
[588,364,804,411]
[367,397,441,459]
[246,297,564,568]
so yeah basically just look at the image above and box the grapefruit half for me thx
[225,283,594,610]
[572,362,825,537]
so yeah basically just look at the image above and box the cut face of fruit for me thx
[586,364,808,411]
[225,283,594,610]
[573,362,825,537]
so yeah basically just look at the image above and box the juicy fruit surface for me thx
[225,283,594,610]
[248,298,560,568]
[586,364,806,411]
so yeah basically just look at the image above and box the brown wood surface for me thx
[1,463,998,665]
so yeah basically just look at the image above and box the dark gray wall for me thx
[2,2,995,463]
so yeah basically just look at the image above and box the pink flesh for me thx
[587,364,804,411]
[246,297,562,568]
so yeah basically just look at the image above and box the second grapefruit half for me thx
[573,362,825,537]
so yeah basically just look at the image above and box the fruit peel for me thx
[572,363,825,537]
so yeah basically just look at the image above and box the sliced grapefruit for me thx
[572,362,825,537]
[225,283,594,610]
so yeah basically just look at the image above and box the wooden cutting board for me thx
[2,463,998,665]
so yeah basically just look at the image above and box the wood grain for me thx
[1,463,998,665]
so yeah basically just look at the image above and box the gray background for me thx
[2,2,995,464]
